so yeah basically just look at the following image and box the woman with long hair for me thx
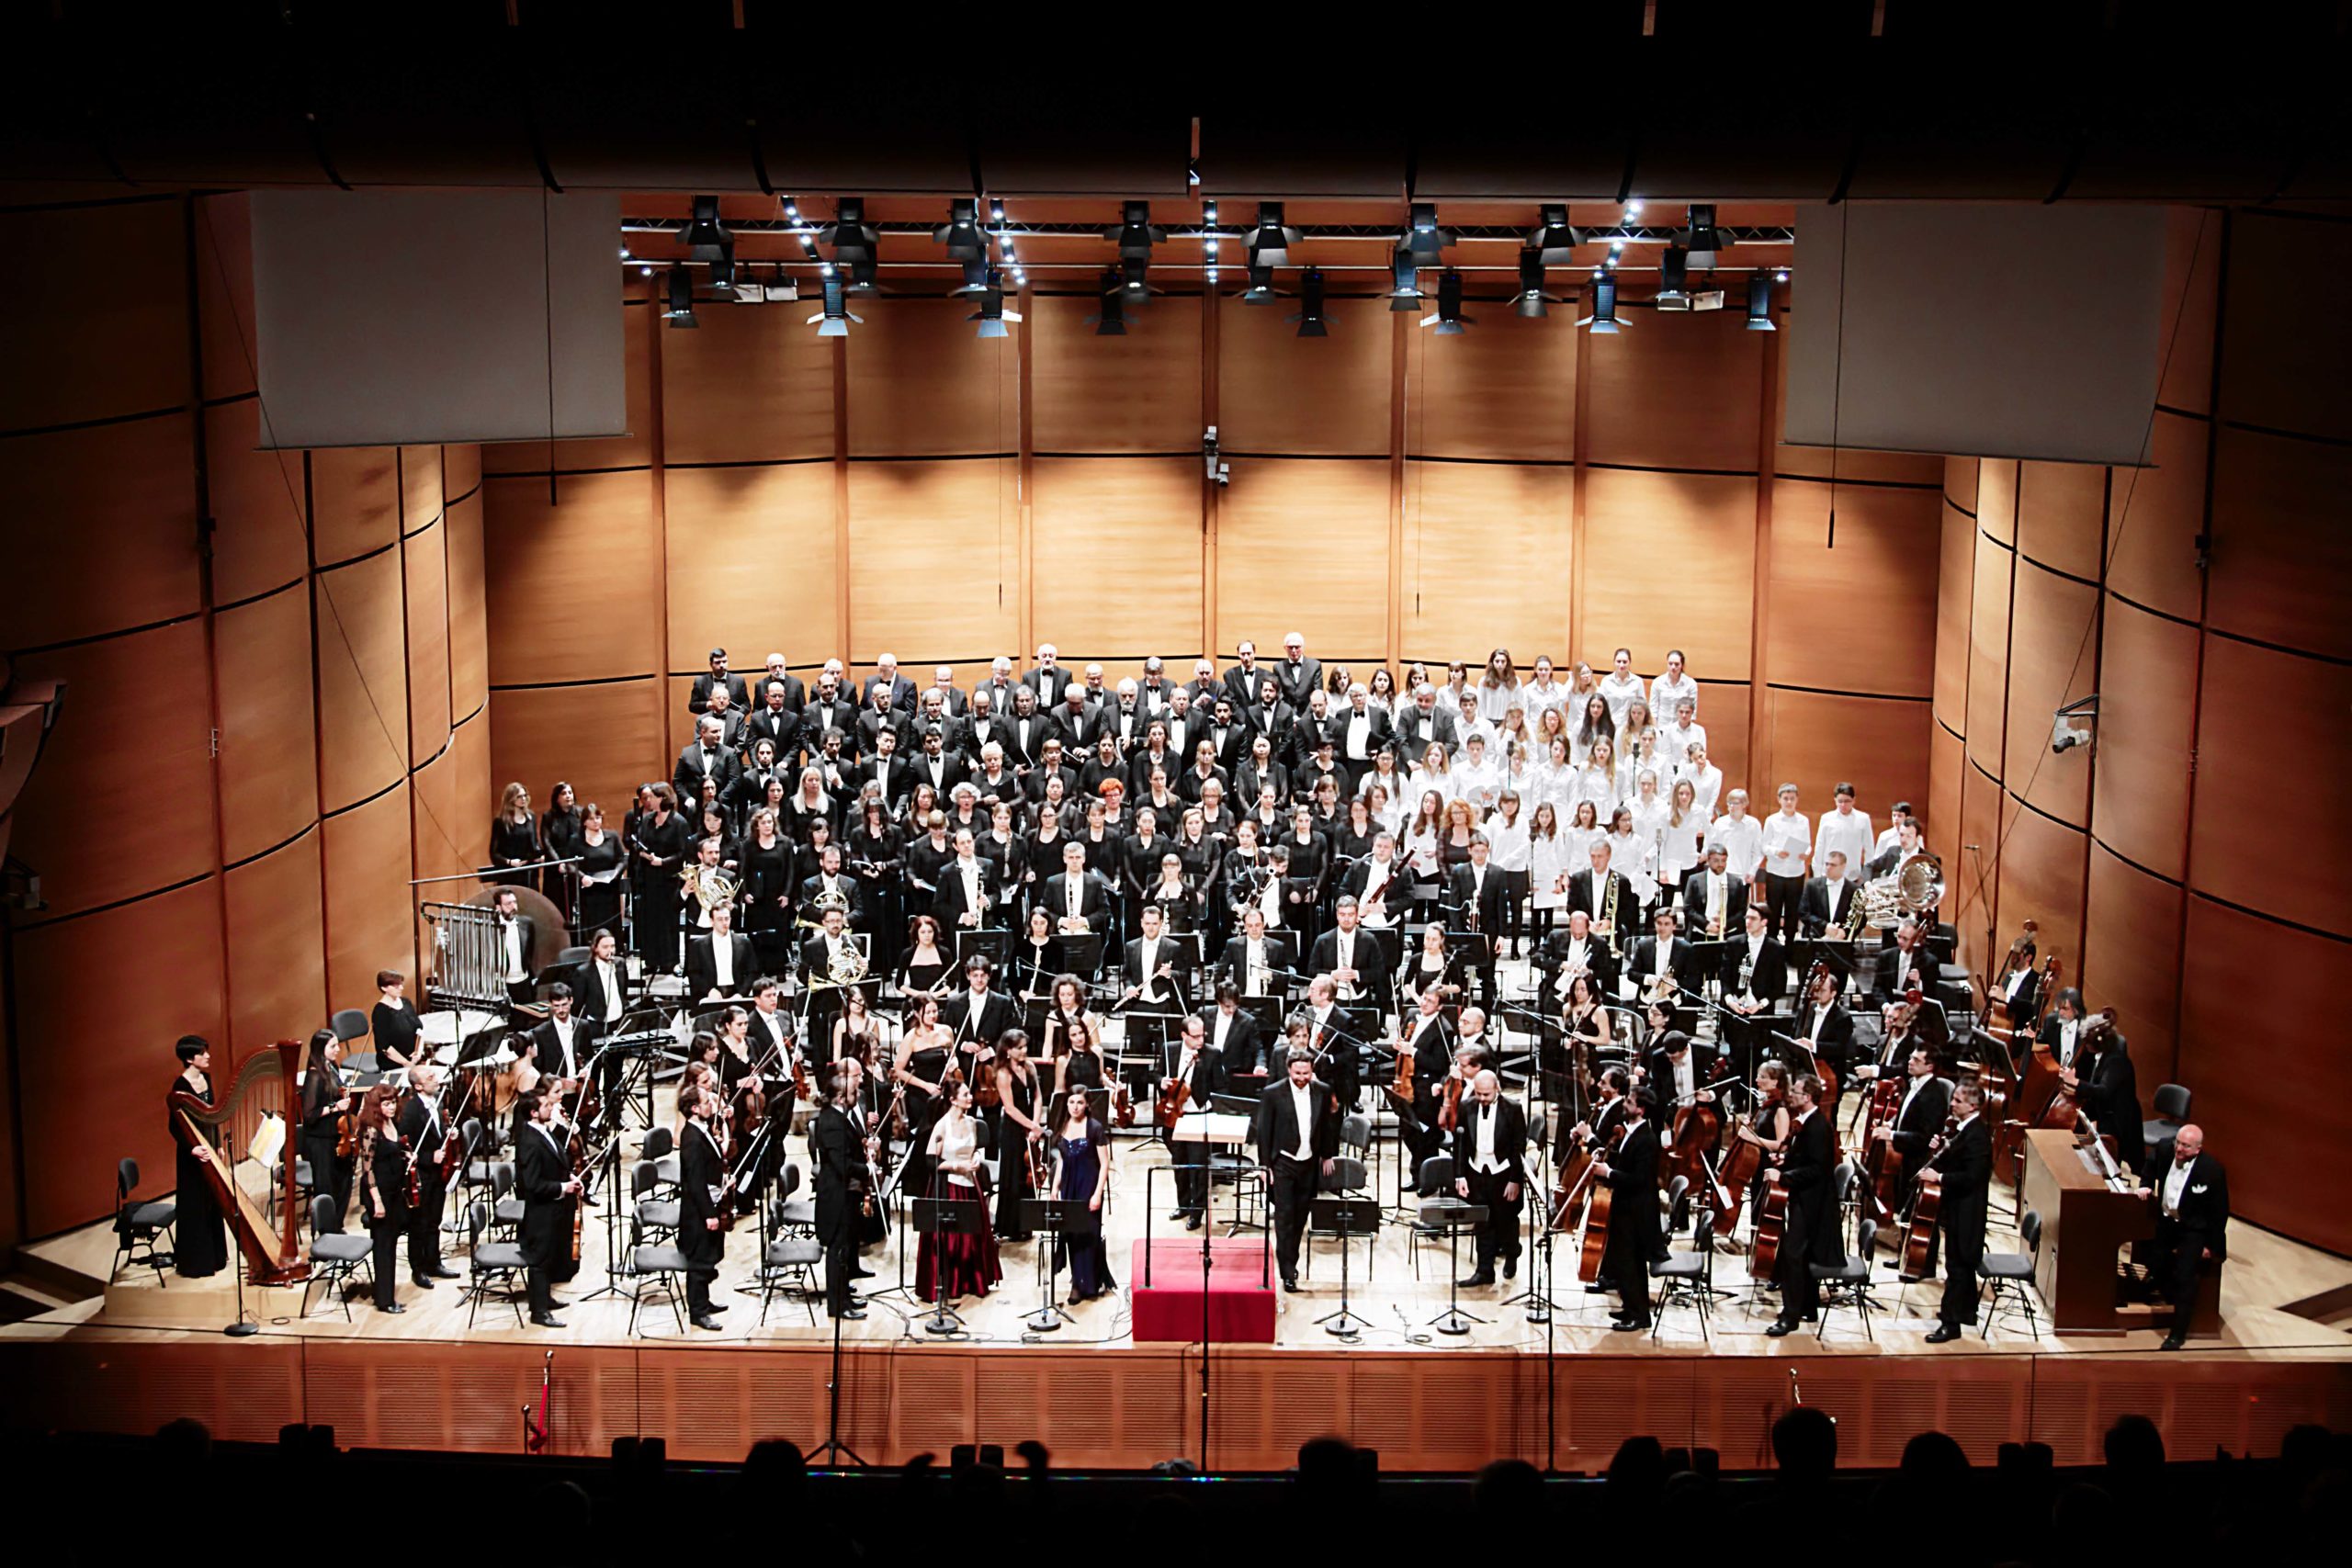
[539,781,582,908]
[892,992,956,1194]
[1398,922,1464,1011]
[785,765,835,843]
[1010,906,1058,1005]
[1563,799,1606,876]
[1408,740,1453,805]
[848,796,904,977]
[573,802,627,941]
[1404,789,1445,924]
[1572,694,1615,768]
[741,806,794,975]
[1731,1060,1793,1225]
[1617,697,1657,772]
[1477,648,1520,721]
[991,1030,1046,1242]
[632,784,690,971]
[916,1079,1002,1302]
[354,1082,412,1314]
[1658,778,1705,896]
[900,913,952,1003]
[1050,1086,1117,1302]
[1575,735,1621,818]
[1604,805,1656,910]
[829,983,880,1075]
[1527,800,1572,948]
[1366,664,1399,716]
[1439,798,1479,877]
[491,781,542,888]
[1484,788,1532,958]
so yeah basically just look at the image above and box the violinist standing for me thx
[1589,1089,1661,1330]
[397,1064,459,1285]
[1163,1015,1223,1231]
[812,1060,870,1320]
[1925,1081,1991,1343]
[355,1085,411,1314]
[515,1090,582,1328]
[679,1085,729,1331]
[1764,1073,1842,1336]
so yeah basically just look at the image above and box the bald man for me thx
[2139,1123,2229,1350]
[1450,1069,1528,1287]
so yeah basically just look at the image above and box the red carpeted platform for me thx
[1130,1237,1278,1343]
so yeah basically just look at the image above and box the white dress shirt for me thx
[712,935,735,994]
[1598,671,1645,728]
[1709,813,1764,879]
[502,918,526,983]
[1470,1101,1505,1174]
[595,958,625,1024]
[1762,810,1811,877]
[1649,672,1699,724]
[1288,1081,1316,1159]
[1898,1070,1933,1127]
[1813,807,1874,874]
[2161,1154,2193,1216]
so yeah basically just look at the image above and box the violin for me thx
[1155,1071,1192,1130]
[1435,1070,1464,1134]
[1113,1081,1136,1129]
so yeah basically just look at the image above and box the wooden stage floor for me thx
[6,1120,2348,1472]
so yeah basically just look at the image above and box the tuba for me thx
[1859,852,1944,931]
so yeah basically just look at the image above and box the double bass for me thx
[1748,1177,1790,1279]
[1900,1112,1956,1282]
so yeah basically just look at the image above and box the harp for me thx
[167,1037,310,1286]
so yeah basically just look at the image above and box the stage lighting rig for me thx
[662,268,698,328]
[1746,275,1777,331]
[1577,275,1624,334]
[1526,203,1581,265]
[1247,201,1303,265]
[1387,246,1424,311]
[808,274,863,337]
[1107,200,1165,260]
[1291,269,1329,337]
[1403,201,1454,259]
[1510,249,1561,318]
[936,198,985,260]
[823,197,879,263]
[1090,271,1128,336]
[1421,269,1474,335]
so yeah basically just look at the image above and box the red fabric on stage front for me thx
[1129,1237,1278,1343]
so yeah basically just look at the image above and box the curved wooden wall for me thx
[487,277,1944,830]
[0,194,486,1244]
[1930,207,2352,1255]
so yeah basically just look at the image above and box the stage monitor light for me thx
[1291,268,1329,337]
[1248,201,1303,266]
[662,268,698,328]
[1238,261,1278,304]
[1403,201,1454,260]
[935,198,984,260]
[1679,202,1730,266]
[1526,203,1582,265]
[1421,268,1474,335]
[822,197,879,262]
[1577,276,1624,334]
[1387,245,1424,311]
[1655,247,1690,310]
[1746,275,1776,331]
[1091,270,1127,336]
[807,274,863,337]
[678,195,730,256]
[1106,199,1165,261]
[1510,248,1559,318]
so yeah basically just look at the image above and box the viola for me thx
[1435,1072,1464,1134]
[1113,1081,1136,1129]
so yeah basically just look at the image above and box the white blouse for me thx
[931,1112,981,1189]
[1481,811,1532,873]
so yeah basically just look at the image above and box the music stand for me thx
[955,929,1011,972]
[1239,994,1286,1043]
[1425,1201,1491,1336]
[1308,1196,1380,1338]
[1054,930,1105,983]
[1021,1198,1078,1332]
[910,1193,986,1335]
[1444,927,1494,1007]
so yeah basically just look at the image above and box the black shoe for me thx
[693,1314,724,1332]
[849,1266,876,1280]
[1925,1325,1962,1344]
[707,1302,730,1314]
[1457,1273,1496,1289]
[1170,1209,1191,1221]
[831,1307,867,1320]
[379,1303,407,1314]
[1503,1258,1518,1280]
[1612,1319,1648,1332]
[1185,1213,1204,1232]
[2160,1332,2186,1351]
[1764,1319,1797,1337]
[1282,1277,1299,1293]
[531,1313,566,1328]
[1585,1283,1614,1295]
[427,1266,459,1280]
[1801,1311,1818,1322]
[410,1275,436,1290]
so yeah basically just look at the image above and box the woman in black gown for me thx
[539,781,582,910]
[847,799,903,978]
[990,1030,1046,1241]
[167,1035,229,1280]
[1050,1088,1116,1301]
[1010,907,1058,1005]
[741,807,795,976]
[891,992,956,1196]
[490,782,543,887]
[573,803,628,941]
[354,1083,412,1312]
[632,784,691,972]
[899,914,952,1003]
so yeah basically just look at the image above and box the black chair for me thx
[330,1009,370,1044]
[642,1126,680,1198]
[1649,1175,1713,1341]
[1977,1208,2042,1342]
[1813,1219,1880,1342]
[301,1193,375,1320]
[1303,1156,1372,1281]
[491,1161,524,1237]
[772,1162,815,1234]
[462,1200,527,1329]
[110,1158,177,1286]
[2143,1084,2191,1156]
[760,1209,823,1327]
[624,1218,692,1338]
[1408,1155,1476,1280]
[631,1161,679,1243]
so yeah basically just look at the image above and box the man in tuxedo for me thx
[1566,840,1642,953]
[1925,1079,1993,1343]
[1764,1073,1842,1336]
[854,682,909,761]
[944,956,1018,1079]
[922,665,967,718]
[1873,917,1939,1004]
[528,983,600,1084]
[1106,679,1150,753]
[677,1084,729,1331]
[488,886,537,1008]
[1881,1045,1954,1268]
[755,652,805,714]
[1207,982,1264,1077]
[396,1063,459,1285]
[862,652,918,713]
[1287,687,1340,773]
[1219,907,1284,999]
[2067,1021,2143,1171]
[514,1089,582,1327]
[1800,850,1864,939]
[1310,895,1390,1017]
[1333,682,1394,791]
[1136,657,1174,715]
[1642,1030,1718,1127]
[1539,907,1622,1013]
[745,682,804,770]
[672,716,742,817]
[574,928,629,1035]
[2037,987,2091,1073]
[687,647,751,725]
[853,726,910,807]
[799,843,864,928]
[973,655,1020,717]
[1589,1089,1662,1329]
[1223,639,1266,709]
[1447,834,1508,1002]
[1042,839,1112,940]
[1625,908,1694,1005]
[1254,1047,1339,1292]
[800,673,857,753]
[1274,632,1322,712]
[1722,905,1789,1070]
[686,903,756,1002]
[1048,680,1102,755]
[1395,682,1459,760]
[1681,841,1749,941]
[1342,831,1410,930]
[1162,1013,1224,1229]
[1024,738,1080,808]
[811,1060,869,1319]
[917,727,970,799]
[1022,642,1066,708]
[934,828,999,931]
[701,685,750,754]
[746,976,797,1065]
[1003,686,1051,773]
[800,904,864,990]
[1122,901,1191,1012]
[1451,1069,1528,1286]
[2139,1123,2228,1350]
[1791,965,1859,1100]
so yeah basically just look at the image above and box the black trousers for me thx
[407,1176,447,1275]
[368,1215,404,1308]
[526,1259,558,1315]
[1605,1226,1652,1323]
[2151,1217,2215,1321]
[822,1229,858,1314]
[1269,1154,1321,1282]
[684,1248,719,1315]
[1777,1228,1822,1321]
[1939,1213,1984,1327]
[1171,1139,1209,1214]
[302,1133,349,1229]
[1464,1167,1522,1273]
[1764,873,1804,942]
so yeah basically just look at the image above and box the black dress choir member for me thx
[514,1090,583,1327]
[355,1085,411,1313]
[992,1032,1047,1242]
[299,1028,354,1228]
[370,971,423,1070]
[167,1036,229,1280]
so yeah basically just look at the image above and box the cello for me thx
[1858,1075,1904,1228]
[1748,1178,1790,1279]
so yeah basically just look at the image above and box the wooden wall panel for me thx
[1583,311,1764,472]
[1975,459,2018,546]
[0,415,199,649]
[2180,898,2352,1256]
[657,303,835,465]
[482,471,660,684]
[1580,468,1757,680]
[2000,562,2098,828]
[17,888,225,1236]
[662,463,839,671]
[2205,424,2352,660]
[845,460,1019,661]
[2188,637,2348,935]
[843,299,1020,458]
[1933,499,1974,731]
[310,446,400,569]
[1400,309,1576,462]
[447,711,492,877]
[2154,207,2221,418]
[1927,721,1965,871]
[409,739,463,892]
[1766,479,1939,697]
[1029,457,1204,656]
[212,585,318,864]
[223,832,327,1044]
[401,446,443,532]
[1962,535,2011,781]
[322,783,414,1010]
[2218,211,2352,444]
[1216,297,1391,456]
[6,621,216,920]
[1214,458,1390,656]
[313,548,411,812]
[1994,799,2087,988]
[1943,456,1978,516]
[1397,462,1572,664]
[2104,410,2206,623]
[1951,763,2003,974]
[482,299,657,474]
[204,398,310,605]
[2081,843,2182,1086]
[1692,681,1749,800]
[2015,460,2106,582]
[446,489,488,719]
[1030,294,1203,453]
[194,194,258,403]
[404,524,452,762]
[2088,598,2197,882]
[446,442,482,505]
[490,680,663,830]
[1762,691,1930,832]
[0,199,188,431]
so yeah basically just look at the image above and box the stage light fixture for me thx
[1120,255,1152,301]
[950,259,989,297]
[1510,249,1560,318]
[935,198,984,259]
[1291,268,1329,337]
[678,195,730,256]
[968,267,1023,338]
[1248,201,1303,266]
[1238,262,1278,304]
[662,268,698,328]
[1420,269,1474,335]
[807,274,863,337]
[1655,247,1690,310]
[1746,275,1777,331]
[1624,197,1645,220]
[618,245,631,260]
[822,197,879,262]
[1387,246,1424,311]
[1679,202,1730,265]
[1526,203,1581,265]
[1403,201,1453,259]
[844,254,878,295]
[1091,270,1127,336]
[1107,200,1165,261]
[1577,276,1625,334]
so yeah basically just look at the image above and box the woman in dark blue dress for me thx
[1050,1087,1116,1301]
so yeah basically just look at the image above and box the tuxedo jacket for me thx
[2138,1150,2229,1258]
[1341,856,1412,926]
[1799,875,1864,937]
[1309,925,1394,1013]
[1218,934,1292,995]
[529,1015,602,1081]
[1331,705,1396,762]
[854,706,910,761]
[398,1090,452,1171]
[673,741,743,805]
[933,859,1001,927]
[1273,657,1323,711]
[1206,1008,1264,1077]
[1566,869,1643,950]
[1679,868,1751,937]
[862,673,918,713]
[798,870,864,925]
[688,671,752,722]
[1451,1097,1530,1186]
[944,989,1019,1050]
[743,705,804,767]
[746,1003,795,1063]
[1623,934,1691,997]
[1720,935,1789,1007]
[1447,862,1510,943]
[1047,701,1104,754]
[799,697,858,750]
[1790,1000,1859,1074]
[1254,1077,1340,1164]
[753,671,806,713]
[1000,713,1054,771]
[1608,1120,1664,1255]
[1394,705,1459,759]
[678,1120,727,1267]
[1873,942,1941,1005]
[851,754,913,806]
[686,932,757,1000]
[571,960,629,1033]
[1936,1114,1993,1237]
[514,1122,575,1265]
[1889,1073,1954,1164]
[1780,1109,1843,1267]
[1544,931,1624,997]
[1163,1039,1225,1107]
[1040,869,1113,930]
[1121,934,1193,1008]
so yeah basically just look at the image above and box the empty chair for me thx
[329,1009,370,1043]
[1304,1156,1373,1281]
[491,1161,524,1235]
[1408,1154,1473,1280]
[2143,1084,2191,1156]
[760,1208,824,1326]
[1649,1175,1713,1341]
[1813,1219,1880,1342]
[772,1163,815,1233]
[111,1157,177,1286]
[631,1161,679,1242]
[462,1200,528,1329]
[625,1219,694,1338]
[642,1126,680,1195]
[302,1193,375,1320]
[1977,1208,2042,1342]
[1339,1112,1372,1159]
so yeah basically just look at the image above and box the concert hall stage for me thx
[6,1187,2348,1473]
